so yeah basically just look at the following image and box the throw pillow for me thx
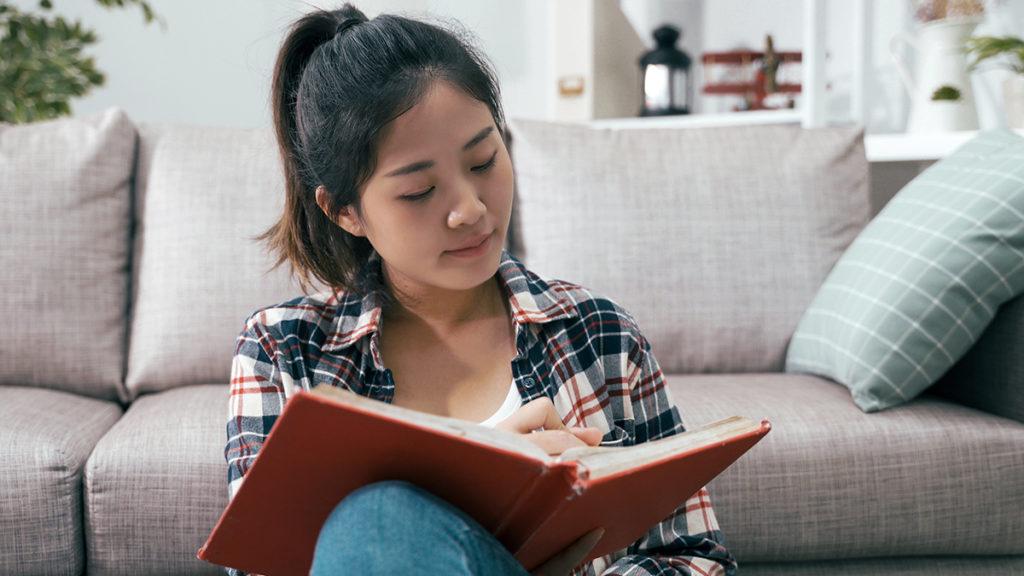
[785,128,1024,412]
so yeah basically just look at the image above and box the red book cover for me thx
[197,384,770,576]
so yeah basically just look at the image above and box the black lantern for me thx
[639,24,692,116]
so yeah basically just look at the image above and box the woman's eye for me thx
[402,188,434,202]
[472,151,498,173]
[401,151,497,202]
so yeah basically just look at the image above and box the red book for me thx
[197,383,771,576]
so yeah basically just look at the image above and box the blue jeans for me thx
[310,480,533,576]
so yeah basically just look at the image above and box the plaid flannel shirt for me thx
[225,248,738,576]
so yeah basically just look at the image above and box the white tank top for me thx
[477,381,522,427]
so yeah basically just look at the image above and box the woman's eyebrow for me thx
[385,126,494,178]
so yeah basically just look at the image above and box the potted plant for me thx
[0,0,163,124]
[890,0,986,132]
[965,35,1024,128]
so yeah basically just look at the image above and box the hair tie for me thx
[335,18,362,37]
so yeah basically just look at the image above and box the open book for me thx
[197,383,771,576]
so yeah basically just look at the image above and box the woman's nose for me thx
[447,183,486,228]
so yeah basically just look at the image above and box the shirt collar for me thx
[321,247,577,353]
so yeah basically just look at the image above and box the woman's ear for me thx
[316,185,365,237]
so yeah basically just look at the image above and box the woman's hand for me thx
[494,396,603,454]
[494,397,606,575]
[528,527,605,576]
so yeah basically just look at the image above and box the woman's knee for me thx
[323,480,452,533]
[333,480,427,514]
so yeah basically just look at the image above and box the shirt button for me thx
[523,377,536,388]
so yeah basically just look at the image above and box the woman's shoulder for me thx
[236,289,346,343]
[526,270,648,345]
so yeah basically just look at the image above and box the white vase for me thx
[890,17,981,133]
[1006,75,1024,129]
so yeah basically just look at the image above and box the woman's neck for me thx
[383,274,507,334]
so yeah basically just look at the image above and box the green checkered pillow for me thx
[785,129,1024,412]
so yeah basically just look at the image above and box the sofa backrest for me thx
[123,118,322,402]
[0,107,136,404]
[506,119,871,374]
[1,106,872,402]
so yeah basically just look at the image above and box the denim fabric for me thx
[310,480,533,576]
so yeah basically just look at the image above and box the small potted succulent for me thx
[965,35,1024,128]
[931,84,962,102]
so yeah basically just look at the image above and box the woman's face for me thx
[323,80,514,297]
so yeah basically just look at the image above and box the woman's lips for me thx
[445,232,492,257]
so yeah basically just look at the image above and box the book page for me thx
[554,416,760,480]
[309,384,552,461]
[310,384,759,479]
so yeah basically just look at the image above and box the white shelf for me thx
[589,109,802,130]
[585,118,1022,164]
[864,130,1024,162]
[573,1,827,127]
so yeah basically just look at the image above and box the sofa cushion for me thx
[785,129,1024,413]
[740,556,1024,575]
[125,123,314,401]
[670,373,1024,562]
[0,107,136,403]
[84,385,228,576]
[930,292,1024,424]
[507,119,870,374]
[0,386,123,576]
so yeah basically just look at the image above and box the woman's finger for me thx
[568,426,603,446]
[495,396,567,434]
[520,430,589,455]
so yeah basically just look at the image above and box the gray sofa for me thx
[1,107,1021,576]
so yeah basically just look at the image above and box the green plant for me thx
[965,35,1024,75]
[931,84,962,101]
[0,0,165,124]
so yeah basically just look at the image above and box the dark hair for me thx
[255,2,510,303]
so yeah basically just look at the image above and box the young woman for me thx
[224,4,737,576]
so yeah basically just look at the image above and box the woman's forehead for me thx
[375,82,493,159]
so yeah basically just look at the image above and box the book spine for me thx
[493,462,585,552]
[492,467,551,541]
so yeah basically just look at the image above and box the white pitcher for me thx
[890,17,981,133]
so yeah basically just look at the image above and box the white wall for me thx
[10,0,552,128]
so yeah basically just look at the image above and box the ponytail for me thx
[255,3,375,298]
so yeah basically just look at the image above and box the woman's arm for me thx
[586,316,738,576]
[223,317,288,576]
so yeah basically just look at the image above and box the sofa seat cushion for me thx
[740,556,1024,576]
[0,386,122,576]
[84,384,228,576]
[668,373,1024,563]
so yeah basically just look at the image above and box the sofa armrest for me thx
[928,293,1024,423]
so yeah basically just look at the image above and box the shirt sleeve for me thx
[223,317,287,576]
[589,324,739,576]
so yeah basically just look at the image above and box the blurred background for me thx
[1,0,1019,127]
[4,0,1024,181]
